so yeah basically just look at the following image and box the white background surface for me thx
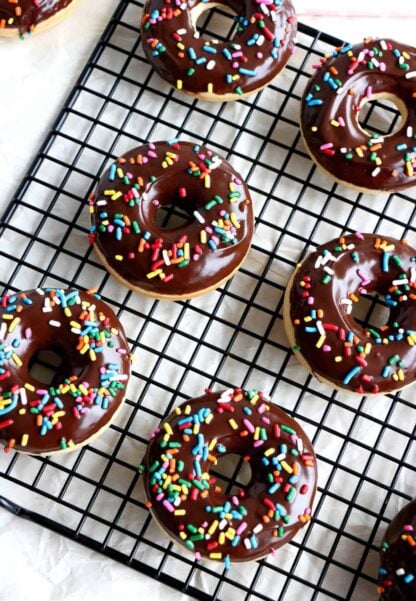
[1,2,416,600]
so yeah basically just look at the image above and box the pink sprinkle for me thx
[307,297,314,305]
[404,525,414,531]
[355,232,364,240]
[323,345,332,352]
[261,417,270,425]
[236,522,248,535]
[258,403,267,414]
[254,440,264,447]
[163,500,175,512]
[320,142,334,151]
[194,552,201,561]
[24,328,32,339]
[243,418,255,433]
[366,86,372,99]
[338,116,346,127]
[148,151,157,158]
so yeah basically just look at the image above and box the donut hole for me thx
[358,93,407,137]
[211,452,252,495]
[154,203,194,230]
[192,2,239,42]
[350,292,391,332]
[28,346,80,386]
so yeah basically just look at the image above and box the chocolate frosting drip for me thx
[141,0,297,98]
[90,141,254,299]
[287,233,416,395]
[0,0,73,33]
[0,289,131,455]
[301,38,416,192]
[142,389,317,562]
[379,500,416,601]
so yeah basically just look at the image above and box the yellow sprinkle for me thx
[68,440,75,448]
[229,182,235,192]
[228,418,238,430]
[64,307,72,317]
[264,448,275,457]
[364,343,372,354]
[184,404,191,415]
[79,344,89,355]
[207,83,214,94]
[218,532,226,545]
[225,528,236,540]
[89,349,96,362]
[111,191,122,201]
[398,369,405,381]
[209,553,222,560]
[184,243,190,261]
[208,437,218,451]
[146,269,163,279]
[204,173,211,189]
[208,520,219,535]
[334,356,343,363]
[8,317,20,333]
[304,316,312,323]
[177,79,183,90]
[175,407,182,415]
[79,384,89,395]
[115,255,123,261]
[230,213,240,229]
[316,335,326,349]
[250,394,259,405]
[24,383,35,392]
[117,168,124,178]
[21,434,29,447]
[2,314,13,320]
[280,460,293,473]
[12,353,22,367]
[330,119,340,127]
[18,408,26,415]
[174,509,186,516]
[355,147,364,158]
[407,336,415,346]
[179,532,187,541]
[205,412,214,424]
[163,422,173,435]
[311,126,318,132]
[200,230,207,244]
[176,42,185,50]
[254,426,260,440]
[104,189,115,196]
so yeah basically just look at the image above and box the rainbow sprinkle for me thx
[0,288,131,453]
[141,388,316,567]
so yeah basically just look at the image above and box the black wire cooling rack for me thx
[1,2,416,600]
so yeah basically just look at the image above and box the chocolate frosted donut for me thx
[284,233,416,395]
[0,0,79,37]
[89,140,254,300]
[141,388,317,564]
[378,500,416,600]
[301,38,416,193]
[0,288,131,455]
[141,0,297,101]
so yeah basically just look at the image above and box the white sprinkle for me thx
[405,71,416,79]
[243,538,252,550]
[71,328,81,334]
[193,211,205,224]
[396,568,405,576]
[256,35,265,46]
[206,60,216,71]
[392,279,409,286]
[49,320,61,328]
[162,250,171,266]
[177,28,187,35]
[407,126,414,138]
[19,387,27,406]
[219,519,228,530]
[253,524,263,534]
[97,200,107,206]
[316,321,325,336]
[372,167,381,177]
[380,40,388,50]
[324,266,335,275]
[0,322,7,341]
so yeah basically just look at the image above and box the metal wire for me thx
[1,2,416,600]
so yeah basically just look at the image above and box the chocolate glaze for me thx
[90,141,254,299]
[0,0,73,34]
[301,38,416,192]
[142,389,317,562]
[379,500,416,601]
[0,289,131,455]
[141,0,297,99]
[287,233,416,395]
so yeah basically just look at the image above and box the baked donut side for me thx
[141,388,317,564]
[284,233,416,395]
[0,0,80,37]
[141,0,297,101]
[301,38,416,193]
[0,288,132,455]
[378,500,416,601]
[89,140,254,300]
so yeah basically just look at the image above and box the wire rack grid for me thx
[1,2,416,600]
